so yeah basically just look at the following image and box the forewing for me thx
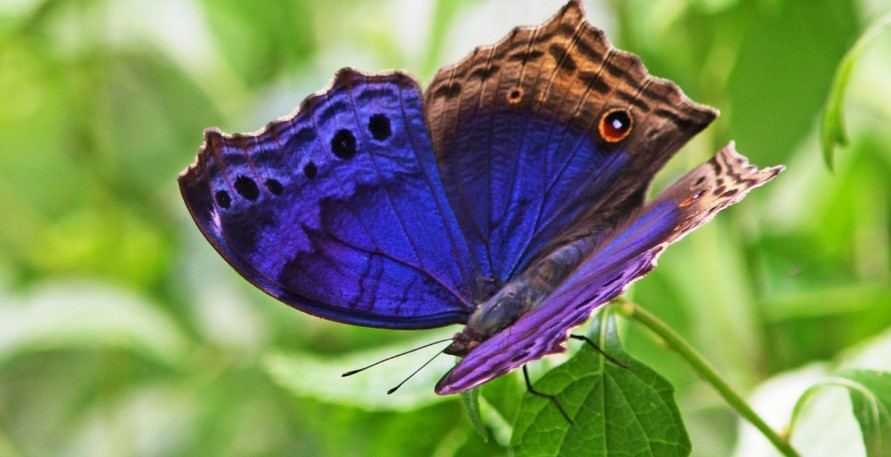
[424,0,717,291]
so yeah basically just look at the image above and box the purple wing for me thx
[436,143,782,394]
[178,70,477,329]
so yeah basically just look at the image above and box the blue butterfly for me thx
[178,0,782,394]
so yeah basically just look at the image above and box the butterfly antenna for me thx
[569,334,628,368]
[342,338,452,377]
[523,365,572,424]
[387,349,445,395]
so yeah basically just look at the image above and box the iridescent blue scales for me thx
[178,0,782,394]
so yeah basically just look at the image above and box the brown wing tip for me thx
[427,0,717,133]
[598,45,718,135]
[555,0,717,127]
[563,2,718,133]
[717,141,785,183]
[666,141,784,221]
[561,0,585,18]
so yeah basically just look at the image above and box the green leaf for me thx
[0,281,191,368]
[837,369,891,457]
[480,370,524,426]
[511,310,690,457]
[262,331,455,410]
[821,13,891,170]
[460,388,490,441]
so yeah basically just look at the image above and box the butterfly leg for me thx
[522,365,571,423]
[569,334,628,369]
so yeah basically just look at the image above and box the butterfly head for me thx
[443,331,479,357]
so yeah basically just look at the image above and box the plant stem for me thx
[614,299,803,457]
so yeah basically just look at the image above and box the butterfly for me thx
[178,0,782,395]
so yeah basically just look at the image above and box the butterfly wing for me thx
[179,70,477,329]
[424,0,717,292]
[436,143,782,393]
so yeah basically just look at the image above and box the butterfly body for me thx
[178,0,782,395]
[446,235,597,356]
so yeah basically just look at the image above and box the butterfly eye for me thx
[599,108,633,143]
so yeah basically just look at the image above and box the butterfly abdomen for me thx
[450,237,599,355]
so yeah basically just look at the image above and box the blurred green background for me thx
[1,0,890,455]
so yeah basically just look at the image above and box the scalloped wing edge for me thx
[425,0,718,128]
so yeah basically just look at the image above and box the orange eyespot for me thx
[599,108,633,143]
[507,87,523,104]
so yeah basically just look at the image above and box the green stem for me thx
[614,299,802,457]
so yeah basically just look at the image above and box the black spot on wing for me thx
[580,71,610,94]
[573,35,605,65]
[548,43,577,72]
[433,82,463,100]
[234,175,259,200]
[508,48,545,65]
[603,59,626,77]
[368,114,392,141]
[331,129,357,159]
[215,190,231,209]
[469,65,500,81]
[556,22,576,38]
[265,178,283,196]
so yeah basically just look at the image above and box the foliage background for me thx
[1,0,890,455]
